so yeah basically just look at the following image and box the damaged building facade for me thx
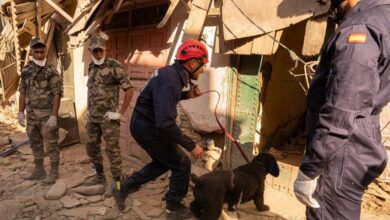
[1,0,390,218]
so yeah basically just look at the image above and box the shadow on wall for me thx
[258,20,309,153]
[277,0,329,18]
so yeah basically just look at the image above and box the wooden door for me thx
[106,26,169,162]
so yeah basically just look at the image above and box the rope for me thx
[201,90,250,163]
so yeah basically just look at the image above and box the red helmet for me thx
[176,39,209,64]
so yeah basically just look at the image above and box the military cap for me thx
[89,35,106,50]
[30,38,46,48]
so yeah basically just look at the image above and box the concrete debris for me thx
[60,196,81,208]
[132,205,151,220]
[80,199,89,205]
[22,205,37,212]
[63,173,86,189]
[73,192,87,199]
[17,144,32,155]
[0,200,23,220]
[12,180,36,191]
[46,180,67,200]
[9,133,29,146]
[24,199,35,207]
[132,199,142,207]
[78,156,91,164]
[87,195,103,203]
[58,206,106,219]
[102,208,119,220]
[0,157,11,165]
[33,195,49,209]
[146,207,164,217]
[71,185,105,196]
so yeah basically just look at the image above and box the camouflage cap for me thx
[89,35,106,50]
[30,38,46,48]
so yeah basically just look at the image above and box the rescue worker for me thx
[113,39,207,217]
[18,38,63,185]
[84,35,134,194]
[294,0,390,219]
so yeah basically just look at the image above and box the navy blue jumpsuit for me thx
[300,0,390,219]
[128,60,195,204]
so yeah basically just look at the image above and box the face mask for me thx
[32,58,46,67]
[92,56,105,65]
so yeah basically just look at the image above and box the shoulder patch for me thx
[348,33,367,44]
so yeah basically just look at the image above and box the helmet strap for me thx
[181,59,204,80]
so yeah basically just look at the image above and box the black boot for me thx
[24,159,46,180]
[165,200,193,220]
[41,162,59,185]
[84,163,106,186]
[113,176,140,211]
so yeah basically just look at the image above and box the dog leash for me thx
[201,90,250,163]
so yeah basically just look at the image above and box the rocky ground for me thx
[0,104,285,220]
[1,103,390,220]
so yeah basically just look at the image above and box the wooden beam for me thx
[157,0,180,28]
[44,20,56,57]
[37,0,43,38]
[10,0,21,75]
[66,0,103,35]
[15,11,35,23]
[17,19,36,36]
[15,2,35,14]
[183,0,212,41]
[207,7,220,16]
[180,0,191,11]
[113,0,124,13]
[43,0,72,22]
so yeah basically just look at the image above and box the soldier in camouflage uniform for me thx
[84,35,134,194]
[18,38,63,185]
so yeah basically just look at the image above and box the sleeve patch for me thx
[348,33,367,44]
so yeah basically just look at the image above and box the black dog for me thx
[190,153,280,220]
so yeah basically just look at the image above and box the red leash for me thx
[201,90,250,163]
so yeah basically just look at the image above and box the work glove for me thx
[18,112,25,127]
[46,115,58,128]
[294,170,320,208]
[104,111,121,121]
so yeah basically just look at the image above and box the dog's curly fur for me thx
[190,153,280,220]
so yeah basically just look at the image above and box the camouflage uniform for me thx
[19,61,63,164]
[86,58,133,179]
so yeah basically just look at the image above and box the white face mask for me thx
[32,58,46,67]
[92,56,105,65]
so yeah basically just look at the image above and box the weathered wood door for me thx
[106,26,169,162]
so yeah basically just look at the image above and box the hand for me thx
[191,144,204,160]
[104,111,121,121]
[46,115,57,128]
[188,84,202,98]
[293,170,320,208]
[18,112,25,127]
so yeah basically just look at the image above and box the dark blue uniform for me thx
[128,60,195,204]
[300,0,390,219]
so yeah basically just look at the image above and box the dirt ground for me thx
[0,104,389,220]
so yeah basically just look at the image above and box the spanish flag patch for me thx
[348,33,367,44]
